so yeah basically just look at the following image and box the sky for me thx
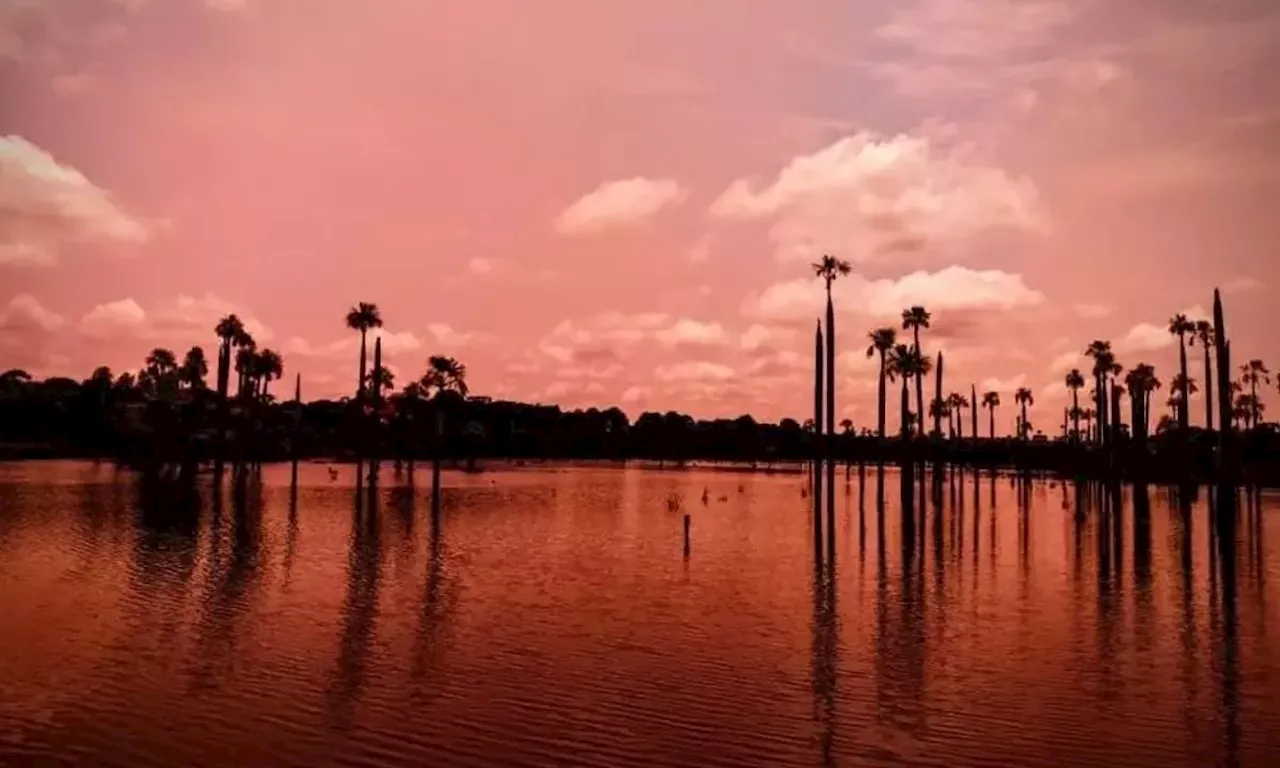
[2,0,1278,432]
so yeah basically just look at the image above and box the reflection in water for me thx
[0,461,1278,768]
[329,469,383,721]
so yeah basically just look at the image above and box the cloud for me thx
[1115,322,1172,354]
[689,236,713,264]
[875,0,1078,61]
[78,293,271,344]
[744,266,1045,324]
[0,294,66,334]
[739,324,798,352]
[654,361,736,383]
[536,312,725,363]
[1073,303,1112,319]
[619,385,652,404]
[1221,276,1263,295]
[653,318,726,347]
[1049,351,1082,373]
[0,135,148,266]
[980,374,1027,394]
[467,257,495,275]
[555,177,687,235]
[711,132,1041,263]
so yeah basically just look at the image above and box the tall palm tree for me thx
[901,306,931,436]
[180,346,208,390]
[346,302,383,402]
[1065,368,1085,441]
[814,254,851,443]
[1014,387,1034,440]
[1239,359,1270,429]
[1124,363,1160,441]
[1085,340,1115,445]
[1168,314,1195,430]
[1190,320,1215,431]
[865,327,897,438]
[947,392,969,439]
[214,314,248,398]
[255,348,284,399]
[234,346,257,399]
[982,391,1000,438]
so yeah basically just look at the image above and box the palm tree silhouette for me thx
[255,349,284,400]
[422,356,469,398]
[1085,340,1116,445]
[1065,368,1085,440]
[901,306,931,436]
[346,302,383,403]
[144,348,179,398]
[887,344,925,438]
[865,327,897,439]
[1014,387,1034,440]
[946,392,969,439]
[1189,320,1215,430]
[1124,363,1160,440]
[982,391,1000,438]
[180,346,208,390]
[813,254,851,443]
[929,397,951,438]
[1168,314,1195,430]
[1239,359,1270,429]
[214,314,249,399]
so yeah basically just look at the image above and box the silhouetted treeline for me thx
[4,365,1280,485]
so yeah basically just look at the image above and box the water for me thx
[1,460,1277,768]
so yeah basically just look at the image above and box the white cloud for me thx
[744,266,1044,323]
[78,294,271,344]
[1116,322,1172,354]
[739,324,798,352]
[875,0,1077,60]
[654,361,736,383]
[620,385,652,404]
[467,257,494,275]
[981,374,1027,394]
[0,135,147,266]
[1221,276,1263,295]
[653,318,726,347]
[555,177,687,235]
[711,132,1042,263]
[1049,351,1081,373]
[0,294,66,333]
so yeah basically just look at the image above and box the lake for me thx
[1,460,1277,767]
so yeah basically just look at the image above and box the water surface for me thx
[1,460,1277,767]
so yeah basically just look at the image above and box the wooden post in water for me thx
[813,321,824,554]
[683,513,691,557]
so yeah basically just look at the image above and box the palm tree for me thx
[345,302,383,402]
[814,254,851,442]
[839,418,853,434]
[1064,368,1085,441]
[1169,373,1198,425]
[1081,407,1095,440]
[887,344,924,438]
[255,348,284,399]
[1168,313,1195,430]
[1085,340,1115,445]
[982,391,1000,438]
[1014,387,1034,440]
[180,346,208,390]
[143,348,179,398]
[422,355,469,398]
[366,365,396,403]
[947,392,969,439]
[901,306,931,436]
[929,398,952,438]
[214,314,248,398]
[1239,360,1270,429]
[1190,320,1215,430]
[1124,363,1160,440]
[234,346,257,399]
[865,327,897,438]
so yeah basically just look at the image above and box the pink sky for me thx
[2,0,1278,432]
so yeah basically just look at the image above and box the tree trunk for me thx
[913,328,924,436]
[877,356,887,439]
[1203,345,1214,432]
[358,329,369,400]
[1177,335,1190,431]
[1071,390,1080,441]
[989,407,995,439]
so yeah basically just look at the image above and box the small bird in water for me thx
[328,467,339,482]
[701,487,709,504]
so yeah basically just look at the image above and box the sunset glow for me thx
[2,0,1277,427]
